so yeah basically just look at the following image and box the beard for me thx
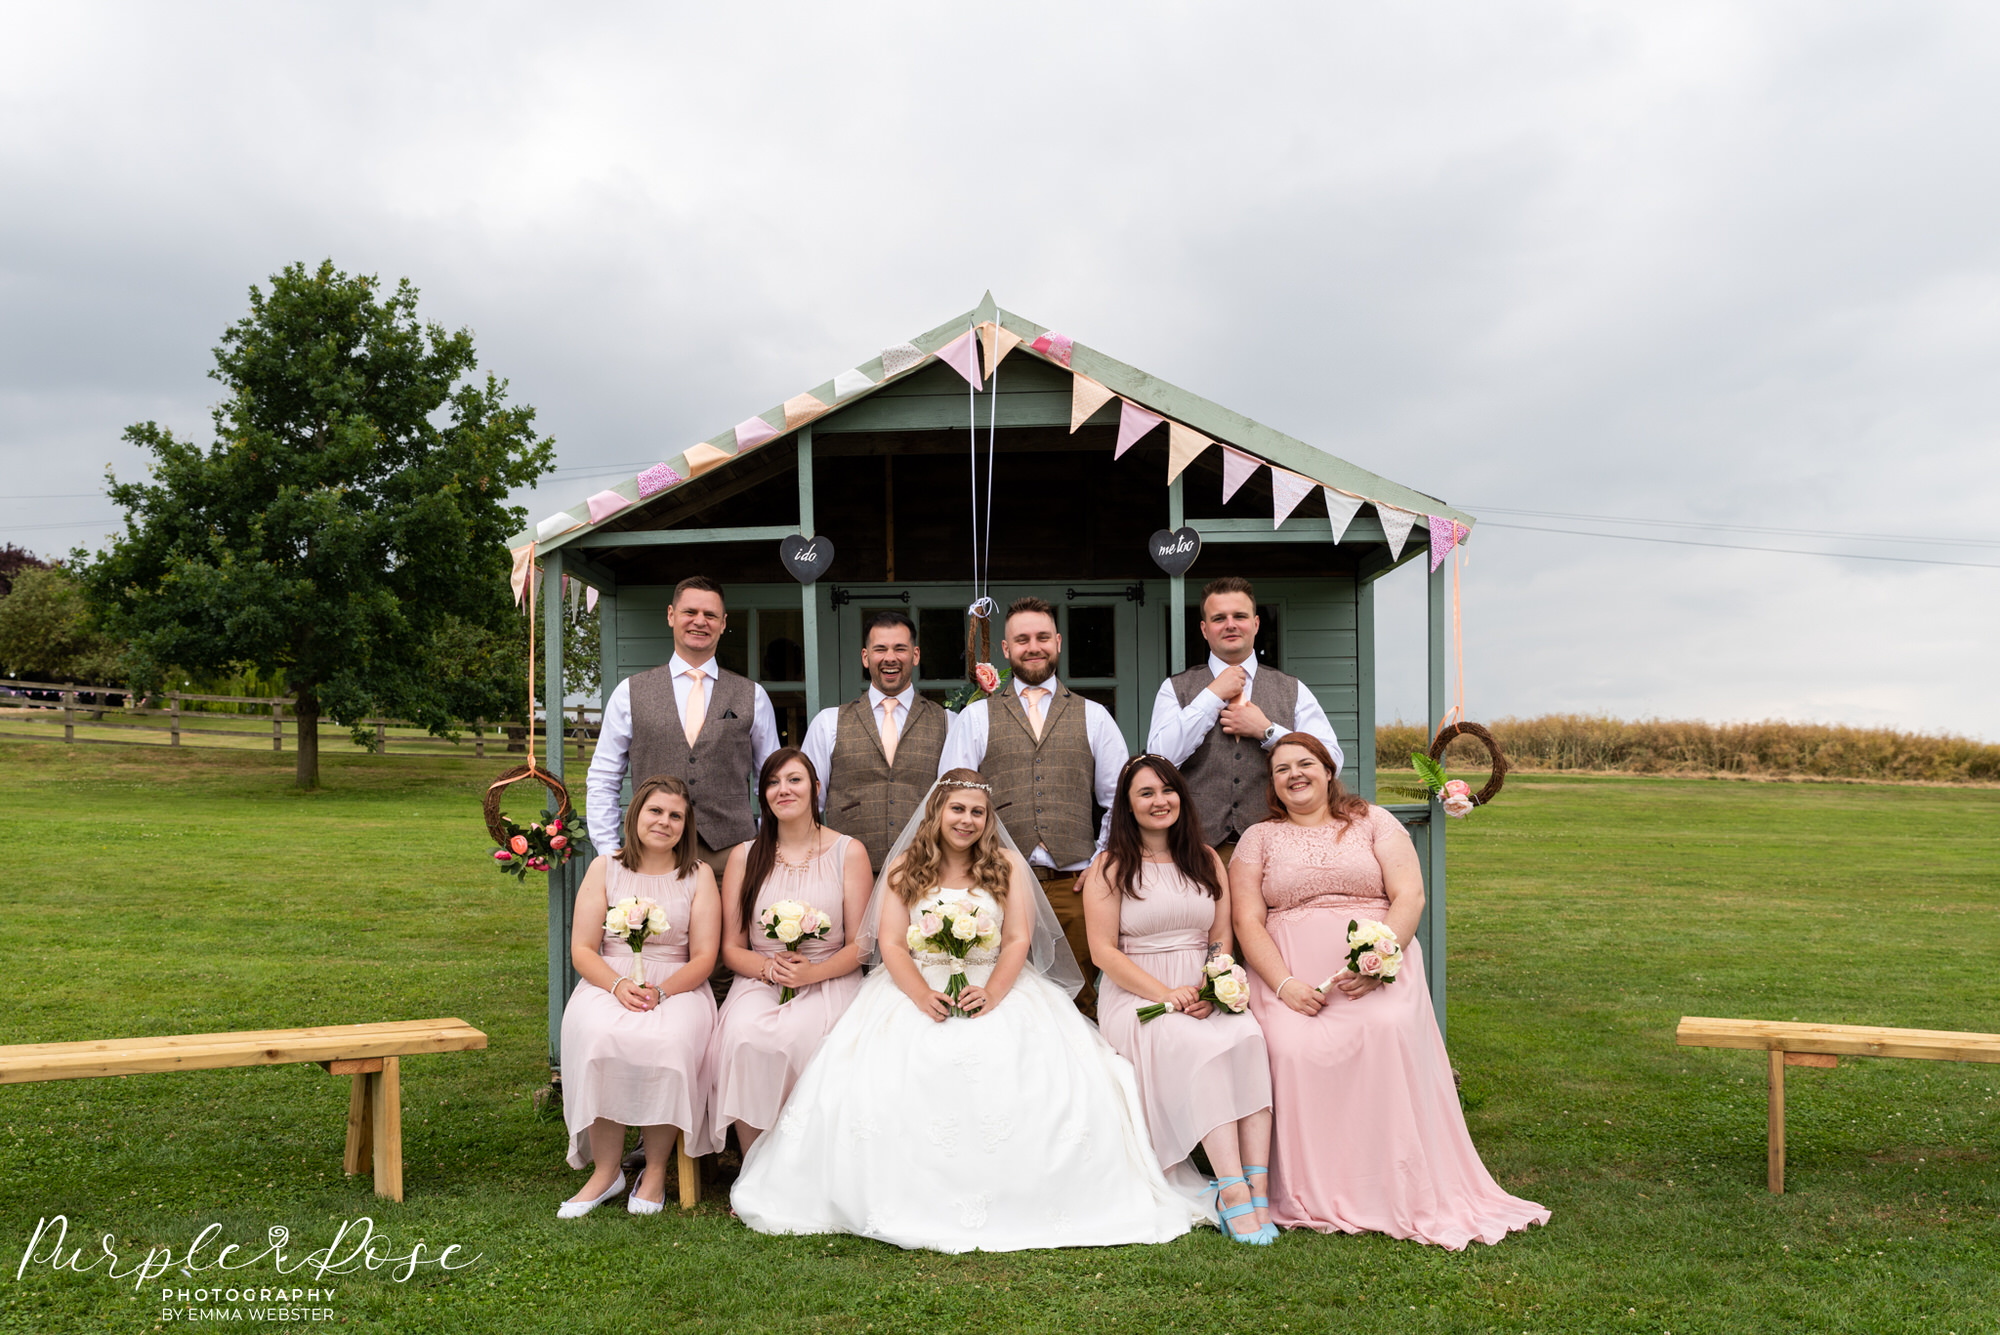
[1008,656,1055,686]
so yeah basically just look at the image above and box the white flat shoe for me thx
[627,1186,666,1215]
[556,1171,626,1219]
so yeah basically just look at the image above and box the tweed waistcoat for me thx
[1170,663,1300,842]
[982,684,1097,868]
[627,663,759,848]
[823,692,951,872]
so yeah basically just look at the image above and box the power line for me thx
[1474,505,2000,549]
[1478,521,2000,569]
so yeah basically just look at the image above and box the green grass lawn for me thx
[1,741,1996,1333]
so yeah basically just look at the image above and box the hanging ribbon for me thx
[1436,545,1468,737]
[965,317,1000,676]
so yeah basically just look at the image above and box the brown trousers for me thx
[1043,872,1097,1020]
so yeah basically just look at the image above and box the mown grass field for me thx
[1,741,1996,1334]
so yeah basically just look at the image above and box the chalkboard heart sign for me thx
[1148,526,1202,576]
[779,534,836,584]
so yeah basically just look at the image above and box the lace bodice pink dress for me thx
[1237,809,1548,1249]
[700,833,866,1153]
[557,860,717,1168]
[1095,862,1272,1174]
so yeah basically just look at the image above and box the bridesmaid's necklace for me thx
[773,830,823,869]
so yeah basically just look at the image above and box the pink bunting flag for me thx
[934,330,982,387]
[586,585,599,614]
[1070,375,1117,432]
[1114,400,1163,458]
[1428,517,1471,571]
[509,543,535,606]
[1219,446,1262,503]
[586,489,631,523]
[1030,332,1074,367]
[635,462,683,498]
[1270,468,1315,527]
[734,415,779,452]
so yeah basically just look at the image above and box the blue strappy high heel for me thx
[1243,1164,1270,1211]
[1210,1175,1275,1245]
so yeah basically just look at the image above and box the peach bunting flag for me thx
[683,442,734,479]
[1166,422,1213,481]
[979,322,1022,378]
[509,542,535,606]
[783,394,829,430]
[1070,375,1117,432]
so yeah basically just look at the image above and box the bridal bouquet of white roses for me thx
[1135,953,1252,1022]
[1317,918,1404,990]
[604,896,669,989]
[906,898,999,1016]
[759,899,834,1002]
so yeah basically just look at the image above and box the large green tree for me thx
[82,260,553,788]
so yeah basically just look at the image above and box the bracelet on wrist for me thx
[1278,975,1299,998]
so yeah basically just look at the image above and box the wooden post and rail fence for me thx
[0,678,600,761]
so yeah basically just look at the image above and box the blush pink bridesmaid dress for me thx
[1237,809,1548,1249]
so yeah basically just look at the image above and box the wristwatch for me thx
[1262,722,1283,744]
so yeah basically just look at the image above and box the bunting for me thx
[509,543,535,606]
[1322,488,1364,542]
[1428,516,1470,572]
[1270,468,1315,527]
[1167,421,1213,481]
[880,342,925,377]
[1030,332,1074,367]
[979,321,1022,378]
[536,511,580,541]
[1114,400,1163,458]
[683,442,734,478]
[935,330,982,387]
[783,393,829,430]
[1378,504,1419,560]
[635,462,683,498]
[831,368,874,400]
[734,415,779,451]
[1219,446,1261,502]
[586,585,599,614]
[1070,375,1117,432]
[586,489,631,524]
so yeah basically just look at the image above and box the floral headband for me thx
[939,779,994,792]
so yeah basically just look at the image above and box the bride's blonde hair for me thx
[887,768,1012,906]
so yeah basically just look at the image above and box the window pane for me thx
[917,607,967,682]
[1065,605,1117,680]
[715,618,749,677]
[758,607,806,683]
[1075,685,1116,716]
[766,690,808,749]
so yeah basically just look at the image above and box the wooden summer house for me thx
[513,294,1476,1072]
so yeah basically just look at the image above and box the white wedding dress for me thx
[731,887,1205,1252]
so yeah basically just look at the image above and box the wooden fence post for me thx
[62,685,75,743]
[171,694,181,748]
[272,700,283,752]
[475,718,485,760]
[374,721,386,755]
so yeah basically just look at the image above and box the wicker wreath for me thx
[1429,721,1508,807]
[483,764,575,847]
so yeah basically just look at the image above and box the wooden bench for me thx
[1675,1016,2000,1193]
[0,1018,487,1202]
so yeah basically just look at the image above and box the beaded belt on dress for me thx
[1266,897,1387,924]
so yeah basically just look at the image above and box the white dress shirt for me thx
[801,683,925,812]
[585,653,781,852]
[1146,653,1344,776]
[935,675,1127,871]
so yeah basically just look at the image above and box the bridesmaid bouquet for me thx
[1330,918,1405,986]
[905,898,998,1016]
[1136,953,1252,1022]
[604,896,669,989]
[759,899,834,1003]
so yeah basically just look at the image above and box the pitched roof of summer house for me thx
[509,292,1474,552]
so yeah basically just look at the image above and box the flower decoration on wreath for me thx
[484,766,582,879]
[1411,721,1508,819]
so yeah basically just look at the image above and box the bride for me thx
[731,770,1204,1251]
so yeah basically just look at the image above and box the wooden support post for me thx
[371,1056,403,1201]
[271,701,283,752]
[344,1072,373,1176]
[677,1130,701,1208]
[62,686,74,743]
[1168,477,1186,674]
[798,427,822,717]
[171,694,181,747]
[1424,556,1449,1040]
[542,551,565,786]
[1355,578,1377,801]
[1767,1047,1786,1194]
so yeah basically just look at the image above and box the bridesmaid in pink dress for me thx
[1231,733,1548,1249]
[706,748,873,1154]
[558,774,722,1217]
[1086,755,1276,1244]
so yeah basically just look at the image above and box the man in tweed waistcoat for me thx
[585,575,780,874]
[801,609,952,873]
[1147,575,1343,857]
[937,596,1127,1018]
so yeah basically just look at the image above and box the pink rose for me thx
[493,849,512,862]
[549,835,569,850]
[1442,794,1475,819]
[550,820,563,834]
[1230,964,1248,987]
[1442,779,1470,799]
[509,835,529,855]
[920,912,943,937]
[527,857,548,871]
[1357,951,1387,976]
[973,662,1000,693]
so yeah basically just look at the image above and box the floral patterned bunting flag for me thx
[1378,504,1419,559]
[635,462,682,498]
[1030,331,1074,367]
[880,342,925,377]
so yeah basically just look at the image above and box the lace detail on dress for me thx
[778,1106,806,1140]
[979,1115,1015,1152]
[927,1116,962,1155]
[954,1193,991,1229]
[843,1113,878,1145]
[1245,812,1398,919]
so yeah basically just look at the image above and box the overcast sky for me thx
[5,4,1997,736]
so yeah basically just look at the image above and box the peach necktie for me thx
[1023,687,1048,741]
[682,670,707,746]
[880,696,900,764]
